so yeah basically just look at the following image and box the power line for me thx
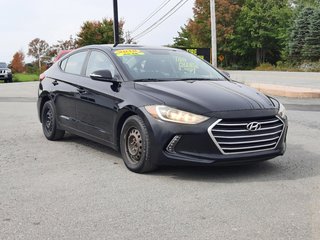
[132,0,189,41]
[131,0,171,34]
[132,0,188,40]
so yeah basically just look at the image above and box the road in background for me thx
[229,70,320,89]
[0,82,320,239]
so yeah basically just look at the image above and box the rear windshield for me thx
[0,63,7,68]
[112,49,226,81]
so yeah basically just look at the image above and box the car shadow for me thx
[57,135,320,183]
[152,143,320,183]
[61,133,121,158]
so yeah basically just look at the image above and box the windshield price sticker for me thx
[176,57,198,73]
[115,49,145,57]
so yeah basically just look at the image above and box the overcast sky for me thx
[0,0,194,63]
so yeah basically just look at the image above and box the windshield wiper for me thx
[133,78,171,82]
[133,78,224,82]
[178,78,223,81]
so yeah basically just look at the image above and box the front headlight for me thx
[7,69,12,73]
[278,103,286,118]
[145,105,209,124]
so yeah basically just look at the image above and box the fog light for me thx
[166,135,181,153]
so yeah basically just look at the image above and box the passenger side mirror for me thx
[90,70,117,82]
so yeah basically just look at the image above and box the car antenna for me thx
[113,0,119,47]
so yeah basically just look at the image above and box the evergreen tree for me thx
[289,7,314,60]
[303,9,320,61]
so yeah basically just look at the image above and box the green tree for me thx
[173,25,193,48]
[173,0,243,65]
[232,0,292,65]
[289,7,314,60]
[77,18,125,47]
[302,9,320,61]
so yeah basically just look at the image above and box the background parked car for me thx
[53,50,72,63]
[46,50,73,69]
[0,62,13,83]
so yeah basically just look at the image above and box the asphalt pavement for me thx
[0,80,320,239]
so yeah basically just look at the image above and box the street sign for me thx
[218,55,224,62]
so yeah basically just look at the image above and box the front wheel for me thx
[41,101,65,140]
[120,115,157,173]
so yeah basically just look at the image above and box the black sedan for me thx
[37,45,288,173]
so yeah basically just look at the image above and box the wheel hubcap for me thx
[127,128,143,163]
[45,109,53,132]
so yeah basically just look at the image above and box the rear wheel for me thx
[120,115,157,173]
[41,101,65,140]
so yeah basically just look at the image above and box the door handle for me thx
[78,88,87,94]
[52,80,59,86]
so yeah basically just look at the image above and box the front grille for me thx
[208,116,284,154]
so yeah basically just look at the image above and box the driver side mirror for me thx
[90,70,120,83]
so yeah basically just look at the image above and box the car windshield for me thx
[0,62,7,68]
[112,49,226,81]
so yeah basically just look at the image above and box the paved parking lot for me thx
[1,82,320,239]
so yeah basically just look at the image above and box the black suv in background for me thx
[0,62,13,83]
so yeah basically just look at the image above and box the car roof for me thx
[79,44,180,52]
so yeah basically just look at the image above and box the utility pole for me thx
[113,0,120,46]
[125,31,133,44]
[210,0,217,67]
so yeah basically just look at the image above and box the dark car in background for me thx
[37,45,288,173]
[0,62,12,83]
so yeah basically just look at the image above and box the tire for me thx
[8,77,13,83]
[41,101,65,140]
[120,115,157,173]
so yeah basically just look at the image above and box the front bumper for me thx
[0,73,11,80]
[141,108,288,166]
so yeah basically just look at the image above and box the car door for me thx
[53,51,88,130]
[75,50,120,144]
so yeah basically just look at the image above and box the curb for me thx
[248,83,320,98]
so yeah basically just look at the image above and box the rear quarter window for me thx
[60,58,68,71]
[63,51,87,75]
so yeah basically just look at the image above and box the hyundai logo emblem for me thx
[247,122,261,131]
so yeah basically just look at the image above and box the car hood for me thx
[135,80,277,115]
